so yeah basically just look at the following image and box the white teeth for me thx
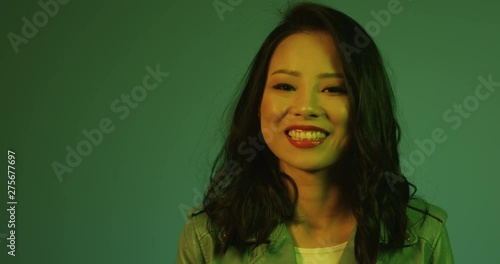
[287,129,327,140]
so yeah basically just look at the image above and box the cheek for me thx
[337,108,349,125]
[337,108,350,146]
[260,91,279,114]
[260,98,289,145]
[330,99,349,123]
[260,98,282,127]
[260,111,282,136]
[327,102,350,138]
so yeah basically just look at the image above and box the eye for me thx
[272,83,295,91]
[322,86,347,94]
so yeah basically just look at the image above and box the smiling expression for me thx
[259,31,350,172]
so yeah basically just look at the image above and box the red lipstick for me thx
[284,125,329,148]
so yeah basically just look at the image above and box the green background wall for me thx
[1,0,498,263]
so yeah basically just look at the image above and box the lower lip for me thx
[285,133,327,148]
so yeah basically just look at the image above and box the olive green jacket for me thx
[176,199,454,263]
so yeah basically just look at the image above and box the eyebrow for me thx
[271,69,344,79]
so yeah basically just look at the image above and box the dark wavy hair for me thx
[202,2,419,263]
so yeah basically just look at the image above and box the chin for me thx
[279,157,334,172]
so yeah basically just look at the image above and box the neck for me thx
[282,162,354,230]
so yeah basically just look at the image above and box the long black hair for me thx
[203,2,418,263]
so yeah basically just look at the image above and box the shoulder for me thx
[378,200,454,262]
[406,198,449,246]
[407,198,448,224]
[176,206,213,263]
[187,205,207,219]
[183,206,211,240]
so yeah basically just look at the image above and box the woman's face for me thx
[259,31,350,173]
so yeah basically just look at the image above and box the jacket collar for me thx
[246,221,418,263]
[380,221,418,245]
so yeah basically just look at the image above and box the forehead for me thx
[268,31,343,74]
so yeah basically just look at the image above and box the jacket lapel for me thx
[247,222,296,263]
[338,224,357,264]
[247,220,417,264]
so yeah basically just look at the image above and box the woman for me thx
[176,2,454,263]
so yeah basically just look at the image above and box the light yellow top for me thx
[294,241,348,264]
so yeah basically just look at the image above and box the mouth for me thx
[284,129,329,148]
[284,129,330,141]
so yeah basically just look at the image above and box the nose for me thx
[291,86,324,118]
